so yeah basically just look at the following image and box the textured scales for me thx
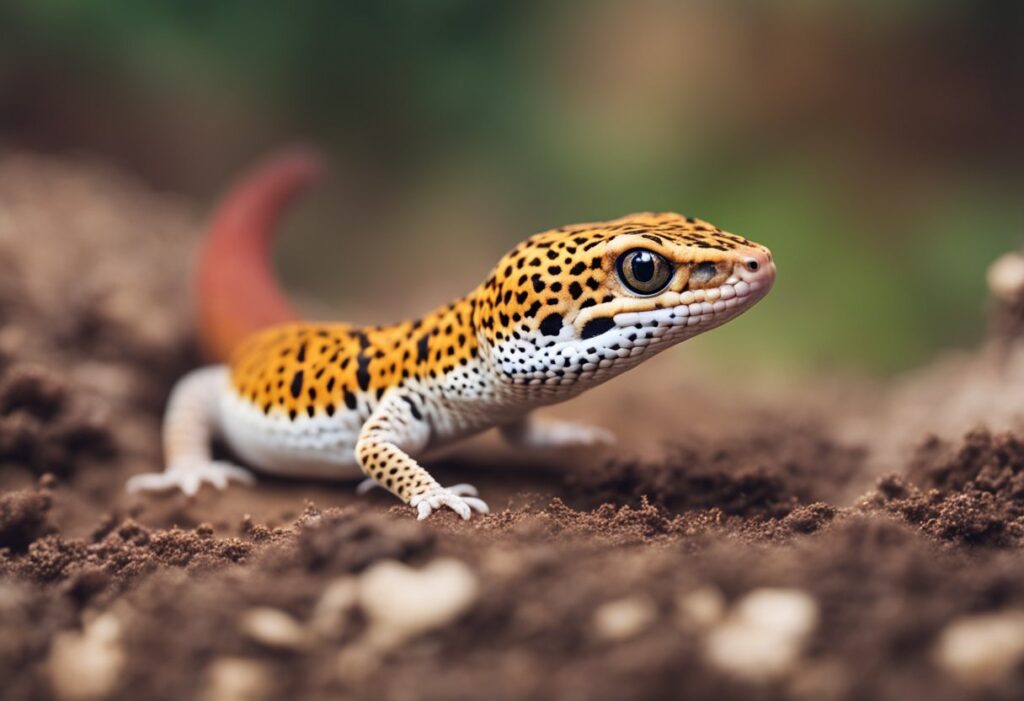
[129,209,776,520]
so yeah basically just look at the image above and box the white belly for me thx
[217,392,364,480]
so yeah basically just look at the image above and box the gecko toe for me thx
[446,483,479,497]
[462,496,490,514]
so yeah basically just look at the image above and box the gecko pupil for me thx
[631,252,655,281]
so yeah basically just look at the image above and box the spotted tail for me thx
[196,149,322,361]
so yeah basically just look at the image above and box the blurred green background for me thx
[1,0,1022,374]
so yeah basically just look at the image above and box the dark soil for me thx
[4,153,1024,701]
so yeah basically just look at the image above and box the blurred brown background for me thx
[1,0,1021,374]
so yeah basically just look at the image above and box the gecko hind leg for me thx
[126,366,255,497]
[500,416,616,450]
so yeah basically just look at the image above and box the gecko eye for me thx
[617,249,673,295]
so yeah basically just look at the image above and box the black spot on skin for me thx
[356,355,371,392]
[581,317,616,339]
[570,261,586,276]
[400,395,423,420]
[550,281,563,292]
[525,301,542,318]
[547,266,562,275]
[326,404,335,417]
[532,276,545,293]
[416,335,430,364]
[546,250,559,260]
[327,377,336,392]
[516,291,529,304]
[591,257,602,269]
[586,277,600,290]
[290,371,304,399]
[580,298,596,309]
[296,342,307,363]
[539,313,563,336]
[568,281,583,299]
[499,313,510,326]
[344,390,357,410]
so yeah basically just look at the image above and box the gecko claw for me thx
[410,485,490,521]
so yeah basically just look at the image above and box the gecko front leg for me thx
[356,393,489,520]
[127,366,255,496]
[500,416,616,450]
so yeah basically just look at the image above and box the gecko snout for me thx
[736,249,776,290]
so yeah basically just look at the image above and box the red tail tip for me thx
[196,148,325,362]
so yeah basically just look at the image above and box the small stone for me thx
[47,612,125,701]
[935,611,1024,686]
[733,588,818,639]
[593,596,658,641]
[705,588,819,682]
[676,586,726,628]
[199,657,270,701]
[311,577,359,639]
[359,558,478,648]
[988,252,1024,303]
[239,607,308,650]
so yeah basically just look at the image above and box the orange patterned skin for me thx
[231,212,765,411]
[127,156,776,521]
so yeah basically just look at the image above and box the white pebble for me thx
[988,252,1024,302]
[935,611,1024,686]
[48,612,125,701]
[239,608,309,650]
[593,596,657,641]
[705,588,818,681]
[311,577,359,639]
[676,586,726,628]
[199,657,271,701]
[359,558,478,648]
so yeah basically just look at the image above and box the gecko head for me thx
[475,212,775,388]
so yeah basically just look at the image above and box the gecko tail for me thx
[196,148,323,362]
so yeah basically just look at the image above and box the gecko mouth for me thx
[611,276,770,332]
[573,257,776,351]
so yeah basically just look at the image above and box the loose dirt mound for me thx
[3,153,1024,701]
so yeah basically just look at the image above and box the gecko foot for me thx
[126,459,255,497]
[409,485,489,521]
